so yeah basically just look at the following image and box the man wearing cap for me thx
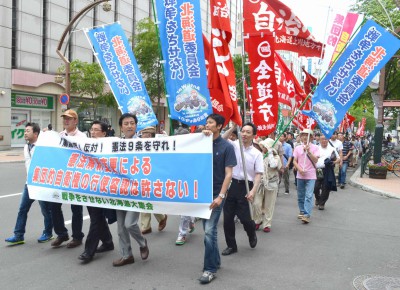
[139,126,168,235]
[51,109,86,248]
[292,129,320,224]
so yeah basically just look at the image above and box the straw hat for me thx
[259,138,275,149]
[300,129,314,135]
[141,126,156,134]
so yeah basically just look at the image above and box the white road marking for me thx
[0,193,22,198]
[0,193,90,224]
[65,215,90,225]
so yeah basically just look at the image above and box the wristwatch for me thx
[218,193,226,199]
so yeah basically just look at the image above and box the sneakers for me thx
[297,212,304,219]
[301,216,310,224]
[199,271,216,284]
[340,184,345,189]
[318,205,325,210]
[51,236,69,247]
[284,191,289,195]
[5,236,24,245]
[175,236,186,245]
[37,234,54,243]
[189,222,195,233]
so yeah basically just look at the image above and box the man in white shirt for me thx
[51,109,87,248]
[221,123,263,255]
[314,134,340,210]
[5,123,53,245]
[329,131,343,178]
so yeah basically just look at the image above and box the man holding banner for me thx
[199,114,236,284]
[113,113,149,267]
[51,109,86,248]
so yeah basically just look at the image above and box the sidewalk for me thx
[349,165,400,199]
[0,148,24,163]
[1,147,399,198]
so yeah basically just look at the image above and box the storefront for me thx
[11,92,55,147]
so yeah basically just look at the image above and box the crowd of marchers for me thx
[5,110,369,285]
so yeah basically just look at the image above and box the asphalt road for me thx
[1,163,399,290]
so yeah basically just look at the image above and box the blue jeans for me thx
[51,203,84,240]
[297,179,316,217]
[202,199,224,273]
[14,184,53,239]
[338,162,349,185]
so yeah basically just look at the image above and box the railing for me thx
[360,147,373,177]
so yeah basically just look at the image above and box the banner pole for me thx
[238,0,253,218]
[151,0,173,135]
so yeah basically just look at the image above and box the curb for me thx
[349,168,400,200]
[0,160,24,164]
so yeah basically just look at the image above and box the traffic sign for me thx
[59,94,70,105]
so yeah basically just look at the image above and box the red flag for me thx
[356,117,366,136]
[339,112,356,133]
[290,71,317,131]
[208,0,242,126]
[274,53,298,107]
[245,34,278,136]
[302,68,317,95]
[243,0,324,57]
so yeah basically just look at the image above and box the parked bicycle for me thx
[381,150,400,177]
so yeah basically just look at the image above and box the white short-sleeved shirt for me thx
[229,140,264,182]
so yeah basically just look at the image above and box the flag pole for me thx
[237,0,253,218]
[151,0,174,135]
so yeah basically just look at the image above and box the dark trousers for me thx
[84,206,113,256]
[51,203,84,240]
[314,178,330,206]
[223,179,256,250]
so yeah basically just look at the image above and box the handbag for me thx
[306,152,323,179]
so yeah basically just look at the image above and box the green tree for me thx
[233,54,249,110]
[132,18,164,119]
[58,59,116,120]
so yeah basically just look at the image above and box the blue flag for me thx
[155,0,213,126]
[85,23,158,131]
[303,20,400,138]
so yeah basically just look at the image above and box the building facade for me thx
[0,0,241,150]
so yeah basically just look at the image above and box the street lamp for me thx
[56,0,111,103]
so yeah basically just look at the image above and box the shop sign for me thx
[11,93,54,110]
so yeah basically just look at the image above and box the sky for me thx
[280,0,357,43]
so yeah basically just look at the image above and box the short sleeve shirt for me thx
[293,143,320,180]
[230,140,264,182]
[213,136,237,195]
[282,142,293,167]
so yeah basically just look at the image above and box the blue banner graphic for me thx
[27,132,213,219]
[155,0,213,125]
[303,20,400,138]
[85,23,158,131]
